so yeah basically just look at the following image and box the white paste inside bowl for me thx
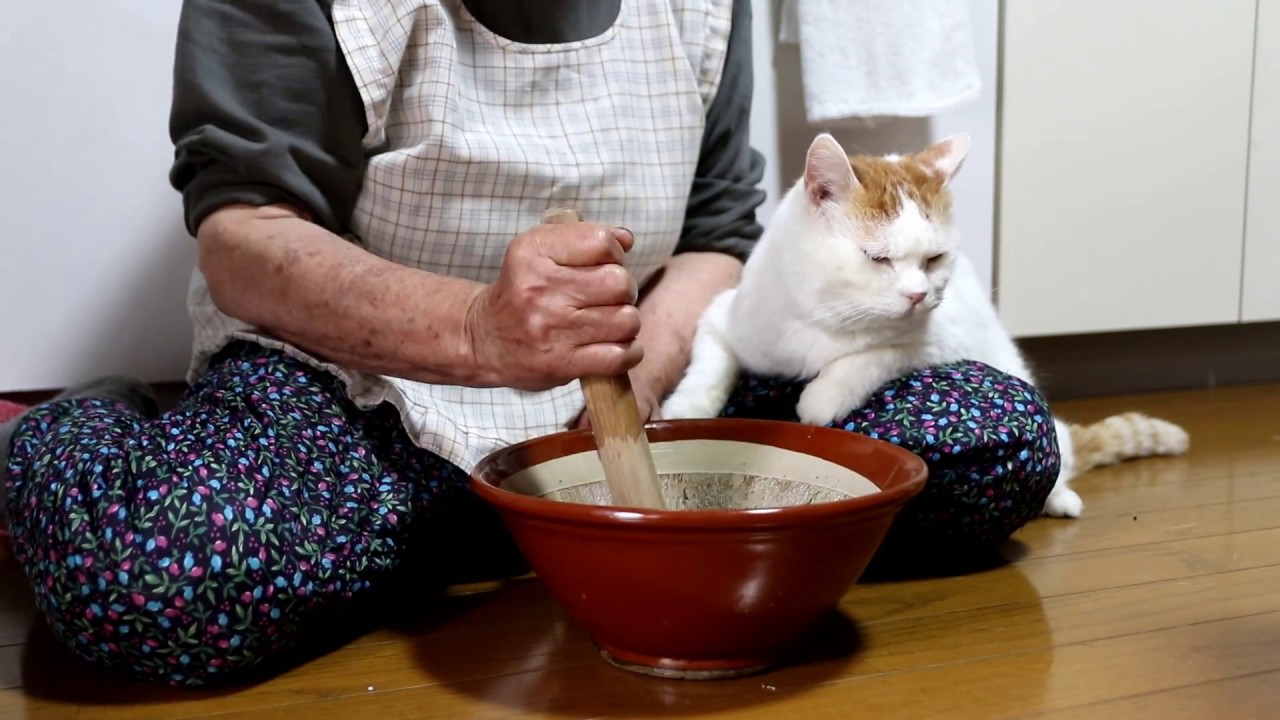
[501,439,882,510]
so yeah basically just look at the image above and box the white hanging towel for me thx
[779,0,982,125]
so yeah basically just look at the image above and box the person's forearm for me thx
[197,204,491,386]
[634,251,743,396]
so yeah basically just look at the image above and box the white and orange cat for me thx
[661,132,1188,518]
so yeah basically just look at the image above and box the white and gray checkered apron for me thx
[185,0,733,471]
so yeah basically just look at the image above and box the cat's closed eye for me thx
[926,253,946,267]
[864,251,892,265]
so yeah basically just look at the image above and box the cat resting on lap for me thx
[661,132,1188,518]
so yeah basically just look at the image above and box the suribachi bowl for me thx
[469,418,929,679]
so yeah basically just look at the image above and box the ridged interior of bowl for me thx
[501,439,882,509]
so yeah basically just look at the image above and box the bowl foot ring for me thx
[598,648,773,680]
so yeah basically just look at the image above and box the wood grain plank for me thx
[708,611,1280,720]
[1013,493,1280,559]
[865,564,1280,672]
[1029,669,1280,719]
[1068,466,1280,518]
[68,541,1280,720]
[848,524,1280,628]
[191,610,1280,719]
[0,690,79,720]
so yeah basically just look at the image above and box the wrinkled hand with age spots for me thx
[465,222,643,392]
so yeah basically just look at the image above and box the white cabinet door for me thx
[997,0,1256,337]
[1244,0,1280,323]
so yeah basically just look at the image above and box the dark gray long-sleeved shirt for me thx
[168,0,766,261]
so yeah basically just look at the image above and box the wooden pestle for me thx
[541,207,667,509]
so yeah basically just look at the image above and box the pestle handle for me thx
[541,207,666,509]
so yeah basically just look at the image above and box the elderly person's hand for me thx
[466,221,643,391]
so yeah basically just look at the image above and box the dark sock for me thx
[1,376,158,521]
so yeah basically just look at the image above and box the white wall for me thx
[0,2,194,392]
[749,0,1000,292]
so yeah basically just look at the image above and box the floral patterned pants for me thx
[4,341,1058,686]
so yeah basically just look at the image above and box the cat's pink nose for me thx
[905,291,927,306]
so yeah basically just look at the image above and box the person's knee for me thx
[33,551,280,687]
[983,367,1062,506]
[885,361,1061,550]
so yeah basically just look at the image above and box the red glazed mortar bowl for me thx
[469,418,928,678]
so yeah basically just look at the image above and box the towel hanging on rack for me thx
[779,0,982,125]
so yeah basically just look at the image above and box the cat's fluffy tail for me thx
[1066,412,1190,475]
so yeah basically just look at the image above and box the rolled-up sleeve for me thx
[167,0,367,237]
[675,0,768,262]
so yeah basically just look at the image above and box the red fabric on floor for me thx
[0,399,27,423]
[0,399,27,540]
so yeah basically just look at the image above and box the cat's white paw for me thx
[660,391,721,420]
[1042,486,1084,518]
[796,383,855,427]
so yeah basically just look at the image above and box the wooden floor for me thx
[3,383,1279,719]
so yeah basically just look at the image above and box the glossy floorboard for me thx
[2,383,1277,719]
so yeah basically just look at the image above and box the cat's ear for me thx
[804,133,859,206]
[918,132,971,184]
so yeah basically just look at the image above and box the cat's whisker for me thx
[814,302,879,326]
[815,301,860,318]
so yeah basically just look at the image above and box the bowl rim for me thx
[469,418,929,530]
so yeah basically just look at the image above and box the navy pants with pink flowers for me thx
[3,342,1059,686]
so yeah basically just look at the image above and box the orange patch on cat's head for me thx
[803,132,970,227]
[845,152,954,226]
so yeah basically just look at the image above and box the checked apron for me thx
[185,0,734,470]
